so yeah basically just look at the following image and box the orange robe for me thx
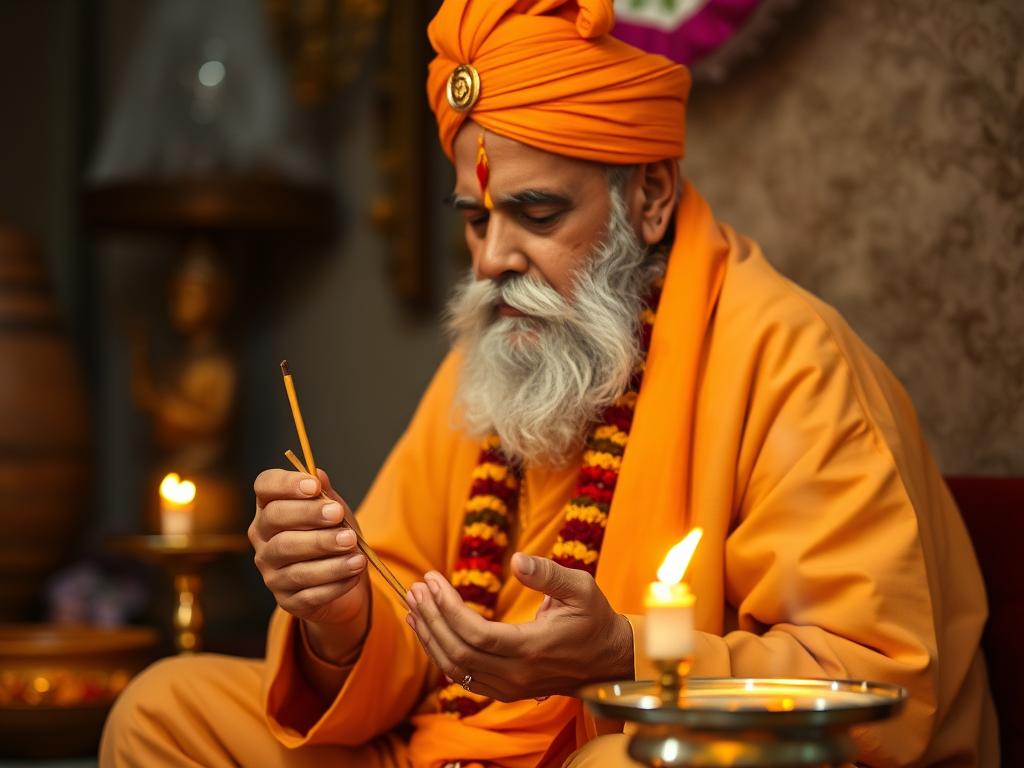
[263,184,997,766]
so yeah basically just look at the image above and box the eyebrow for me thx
[443,189,573,210]
[444,193,479,210]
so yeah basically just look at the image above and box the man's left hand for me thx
[404,553,635,702]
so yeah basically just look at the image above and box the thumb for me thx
[317,469,360,534]
[317,469,346,505]
[512,552,588,603]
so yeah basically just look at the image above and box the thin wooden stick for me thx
[280,361,317,479]
[284,449,408,602]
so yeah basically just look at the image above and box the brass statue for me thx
[131,239,239,533]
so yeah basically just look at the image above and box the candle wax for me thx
[644,581,695,660]
[160,505,193,536]
[159,473,196,536]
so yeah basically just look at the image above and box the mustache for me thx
[499,274,572,320]
[459,273,575,322]
[444,268,598,347]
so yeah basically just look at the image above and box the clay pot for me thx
[0,226,89,620]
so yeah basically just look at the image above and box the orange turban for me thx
[426,0,691,164]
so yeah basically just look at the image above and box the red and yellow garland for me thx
[439,288,660,718]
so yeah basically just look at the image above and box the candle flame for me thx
[159,472,196,504]
[656,527,703,584]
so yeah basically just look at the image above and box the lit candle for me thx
[644,528,702,660]
[159,472,196,537]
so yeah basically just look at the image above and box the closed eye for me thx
[519,210,564,229]
[466,212,489,233]
[522,211,560,224]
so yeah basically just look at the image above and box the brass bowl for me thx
[0,624,158,758]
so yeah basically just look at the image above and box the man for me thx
[101,0,998,765]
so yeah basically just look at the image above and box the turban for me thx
[426,0,692,164]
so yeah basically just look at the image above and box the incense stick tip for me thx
[280,360,290,377]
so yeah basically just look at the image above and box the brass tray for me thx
[580,677,905,730]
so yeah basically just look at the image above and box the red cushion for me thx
[945,475,1024,765]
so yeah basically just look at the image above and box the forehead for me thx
[452,120,603,193]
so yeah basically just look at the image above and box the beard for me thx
[445,187,664,467]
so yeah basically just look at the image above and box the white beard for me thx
[445,186,664,466]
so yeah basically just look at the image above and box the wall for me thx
[0,0,83,339]
[685,0,1023,473]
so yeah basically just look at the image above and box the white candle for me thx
[644,528,703,661]
[644,580,695,659]
[159,472,196,536]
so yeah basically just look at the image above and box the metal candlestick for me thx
[580,677,905,767]
[653,657,692,707]
[172,572,202,653]
[109,534,249,654]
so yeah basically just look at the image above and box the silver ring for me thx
[460,673,473,690]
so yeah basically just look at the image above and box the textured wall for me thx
[685,0,1023,474]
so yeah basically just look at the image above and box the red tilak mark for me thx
[476,134,493,209]
[475,156,489,196]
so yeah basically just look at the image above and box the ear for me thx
[629,159,679,247]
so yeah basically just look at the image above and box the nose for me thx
[474,214,528,282]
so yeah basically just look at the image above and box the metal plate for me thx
[580,677,906,730]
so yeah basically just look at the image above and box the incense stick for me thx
[280,361,317,479]
[283,450,408,602]
[278,361,407,602]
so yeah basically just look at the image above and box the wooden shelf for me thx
[84,175,335,241]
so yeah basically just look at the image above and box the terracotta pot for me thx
[0,226,89,620]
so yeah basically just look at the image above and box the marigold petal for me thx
[552,539,600,564]
[471,462,510,482]
[582,450,622,471]
[465,494,509,516]
[463,522,508,546]
[564,503,608,525]
[452,568,502,592]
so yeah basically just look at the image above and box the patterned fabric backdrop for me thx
[684,0,1023,474]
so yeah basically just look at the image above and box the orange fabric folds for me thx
[426,0,691,163]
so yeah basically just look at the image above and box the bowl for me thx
[0,623,159,758]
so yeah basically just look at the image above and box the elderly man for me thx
[101,1,997,766]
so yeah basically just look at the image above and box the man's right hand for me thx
[250,469,371,664]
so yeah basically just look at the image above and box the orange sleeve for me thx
[688,309,977,764]
[262,353,466,746]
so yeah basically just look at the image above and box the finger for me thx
[423,572,528,656]
[254,468,320,506]
[281,579,361,619]
[316,469,363,536]
[259,528,357,569]
[257,498,346,538]
[267,552,367,593]
[405,593,461,676]
[511,552,591,605]
[410,582,518,691]
[317,468,337,498]
[405,608,506,702]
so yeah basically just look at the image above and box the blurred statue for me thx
[132,240,239,532]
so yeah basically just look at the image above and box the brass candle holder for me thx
[580,676,906,767]
[109,534,250,654]
[653,656,693,707]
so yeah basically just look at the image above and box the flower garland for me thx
[439,287,660,718]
